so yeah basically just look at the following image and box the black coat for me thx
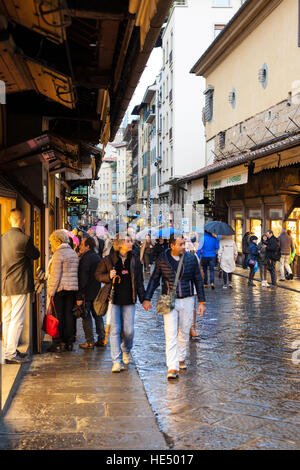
[144,249,205,303]
[94,249,145,305]
[1,227,40,295]
[266,235,281,260]
[77,250,101,301]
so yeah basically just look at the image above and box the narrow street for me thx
[0,275,299,450]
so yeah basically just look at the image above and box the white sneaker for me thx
[261,281,266,287]
[223,285,227,289]
[112,362,125,373]
[122,352,131,365]
[265,282,270,288]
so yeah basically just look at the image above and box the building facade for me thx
[184,0,300,273]
[159,0,242,210]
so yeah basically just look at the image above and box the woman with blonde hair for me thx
[95,235,145,372]
[47,229,79,352]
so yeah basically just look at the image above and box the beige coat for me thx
[47,243,79,297]
[218,239,238,273]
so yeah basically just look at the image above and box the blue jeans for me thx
[223,272,232,285]
[110,304,136,364]
[201,257,216,284]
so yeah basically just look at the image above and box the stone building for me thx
[180,0,300,275]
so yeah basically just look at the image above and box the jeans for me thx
[2,294,27,360]
[242,254,249,269]
[259,263,267,281]
[52,290,76,346]
[223,272,232,285]
[163,296,194,371]
[143,253,151,272]
[82,301,105,343]
[279,255,292,279]
[267,259,277,285]
[110,304,135,364]
[201,257,216,284]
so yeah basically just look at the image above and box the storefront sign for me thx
[207,165,248,190]
[65,194,88,205]
[269,208,283,219]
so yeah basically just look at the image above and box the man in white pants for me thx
[279,228,294,281]
[1,208,40,364]
[142,236,206,380]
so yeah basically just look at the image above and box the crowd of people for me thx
[1,208,297,381]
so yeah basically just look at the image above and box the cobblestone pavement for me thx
[0,331,167,450]
[133,274,300,450]
[1,273,299,450]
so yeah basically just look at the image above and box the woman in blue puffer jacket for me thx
[248,235,259,286]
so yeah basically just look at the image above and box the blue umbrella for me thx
[204,221,235,236]
[152,227,182,238]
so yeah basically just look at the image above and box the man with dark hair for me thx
[77,237,105,348]
[142,235,206,380]
[266,230,281,286]
[2,208,40,364]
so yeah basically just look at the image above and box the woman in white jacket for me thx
[47,230,79,352]
[218,236,238,289]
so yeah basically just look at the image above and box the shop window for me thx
[287,207,300,254]
[270,220,282,238]
[250,219,262,240]
[233,218,243,252]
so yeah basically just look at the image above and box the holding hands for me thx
[142,300,152,311]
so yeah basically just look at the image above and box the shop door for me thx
[250,219,262,240]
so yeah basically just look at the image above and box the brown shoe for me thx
[179,360,187,370]
[189,326,199,338]
[167,370,179,380]
[79,342,94,349]
[94,340,106,347]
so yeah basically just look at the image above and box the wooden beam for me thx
[68,9,124,21]
[74,67,111,89]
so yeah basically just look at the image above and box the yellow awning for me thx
[129,0,158,51]
[253,146,300,173]
[279,147,300,168]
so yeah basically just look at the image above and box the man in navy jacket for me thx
[143,236,206,380]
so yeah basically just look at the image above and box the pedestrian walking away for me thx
[248,236,259,286]
[142,235,206,380]
[95,235,145,373]
[278,228,294,281]
[47,230,79,352]
[197,230,219,289]
[218,236,238,289]
[1,208,40,364]
[242,231,252,269]
[76,237,105,349]
[140,234,154,274]
[257,234,270,287]
[266,230,281,287]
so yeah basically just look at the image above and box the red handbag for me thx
[42,297,59,338]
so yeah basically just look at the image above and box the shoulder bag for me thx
[156,254,184,315]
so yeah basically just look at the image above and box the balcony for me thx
[144,105,156,124]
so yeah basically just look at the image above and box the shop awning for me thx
[207,164,248,190]
[253,154,279,173]
[279,147,300,168]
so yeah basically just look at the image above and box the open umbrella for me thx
[136,226,160,241]
[204,221,235,236]
[95,225,108,237]
[152,227,182,238]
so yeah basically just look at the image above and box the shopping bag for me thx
[42,297,59,338]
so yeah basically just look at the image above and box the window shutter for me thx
[204,87,214,122]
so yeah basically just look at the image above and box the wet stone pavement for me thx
[133,274,300,450]
[0,274,300,450]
